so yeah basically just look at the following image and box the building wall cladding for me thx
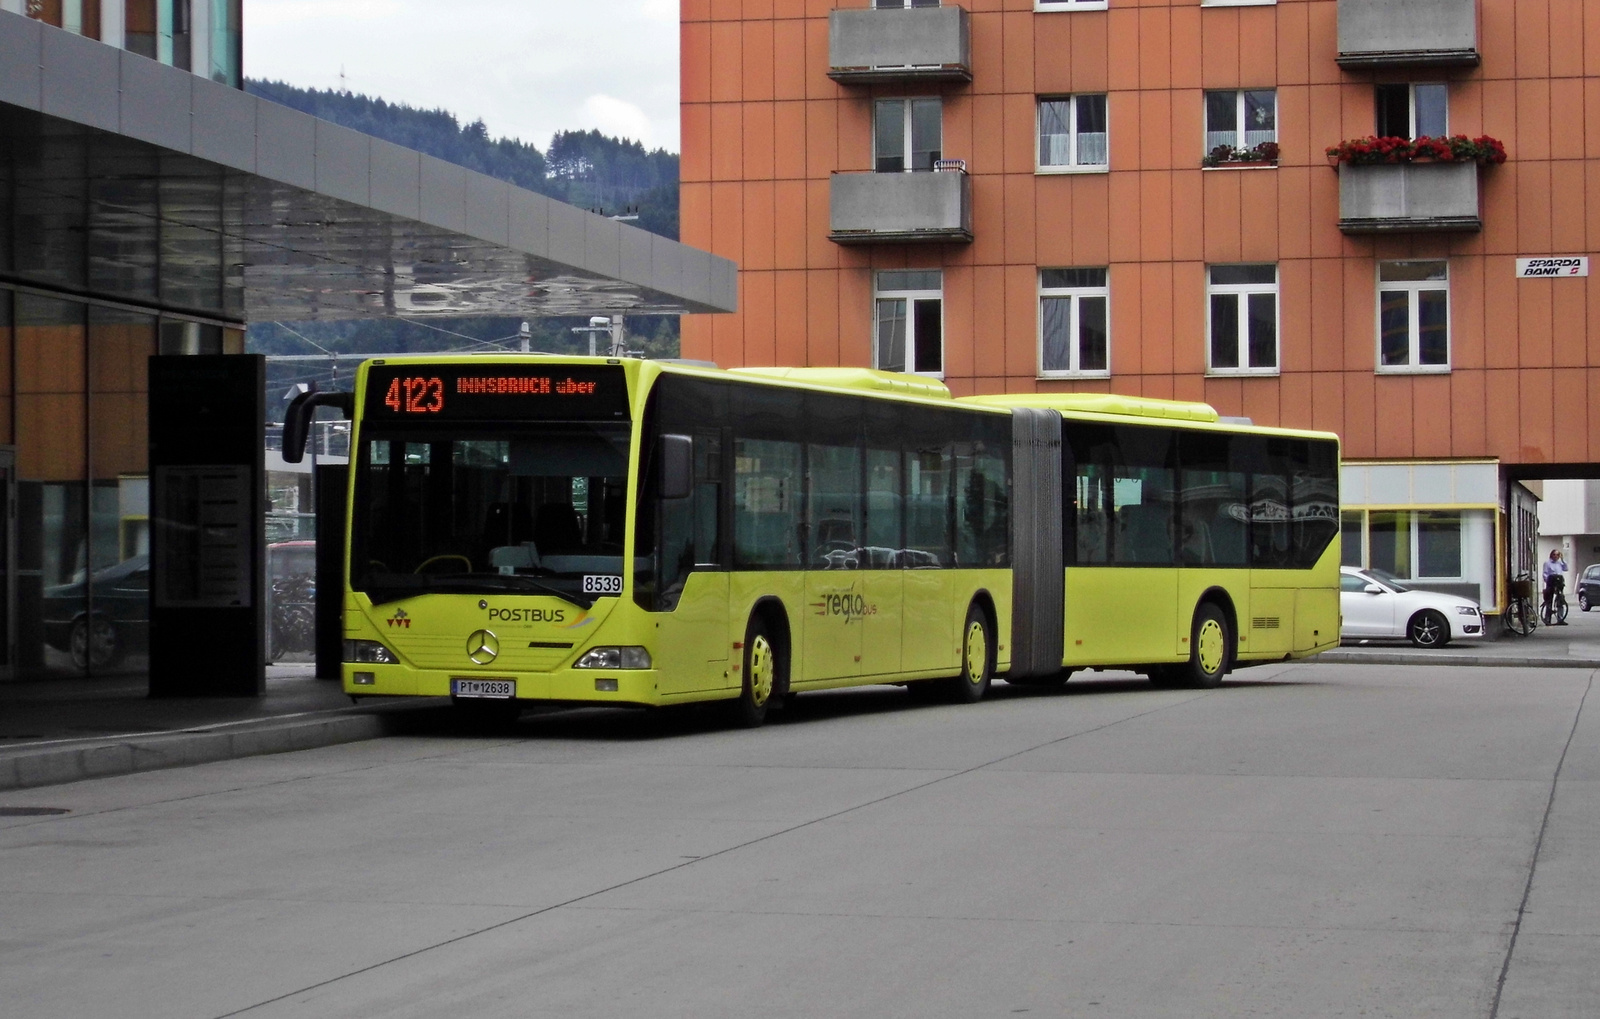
[681,0,1600,466]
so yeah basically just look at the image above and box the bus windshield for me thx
[351,422,633,606]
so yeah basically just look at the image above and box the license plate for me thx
[452,679,515,699]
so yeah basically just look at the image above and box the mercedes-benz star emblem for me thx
[466,629,499,665]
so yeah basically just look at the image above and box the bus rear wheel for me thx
[1176,603,1231,689]
[731,616,783,728]
[942,603,994,704]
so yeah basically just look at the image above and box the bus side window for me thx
[1290,440,1340,568]
[905,444,953,567]
[1110,425,1176,567]
[955,414,1010,567]
[1178,432,1249,569]
[734,438,802,568]
[807,442,862,569]
[1250,437,1299,568]
[864,446,903,568]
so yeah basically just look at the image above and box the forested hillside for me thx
[244,81,682,401]
[245,81,679,238]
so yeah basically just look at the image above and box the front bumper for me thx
[344,663,674,706]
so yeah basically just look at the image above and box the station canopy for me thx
[0,12,737,322]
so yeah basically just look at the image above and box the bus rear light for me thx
[594,678,620,692]
[344,640,399,664]
[575,647,652,670]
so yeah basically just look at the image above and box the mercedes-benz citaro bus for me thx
[282,357,1341,727]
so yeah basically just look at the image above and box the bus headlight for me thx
[574,646,652,670]
[344,639,399,664]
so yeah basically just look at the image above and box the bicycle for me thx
[1505,575,1538,636]
[1542,575,1570,626]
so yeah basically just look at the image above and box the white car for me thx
[1340,566,1486,648]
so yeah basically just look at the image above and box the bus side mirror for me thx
[659,434,693,500]
[282,391,354,464]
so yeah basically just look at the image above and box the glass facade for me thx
[0,285,237,678]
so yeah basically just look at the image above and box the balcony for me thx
[1337,0,1479,68]
[1337,162,1481,234]
[829,167,973,245]
[828,5,972,85]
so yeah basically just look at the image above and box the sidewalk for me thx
[1319,600,1600,668]
[0,665,448,792]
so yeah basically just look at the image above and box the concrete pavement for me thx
[0,661,1593,1017]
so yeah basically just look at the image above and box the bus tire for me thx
[731,615,781,728]
[1178,602,1232,689]
[943,603,995,704]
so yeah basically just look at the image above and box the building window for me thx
[1037,95,1108,172]
[1035,0,1108,10]
[1376,84,1448,138]
[874,99,942,174]
[876,270,943,375]
[1207,264,1278,375]
[1201,0,1276,5]
[1039,269,1109,377]
[873,0,940,6]
[1342,509,1463,579]
[1204,90,1276,154]
[1378,261,1449,372]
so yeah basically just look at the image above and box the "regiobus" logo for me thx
[811,586,876,624]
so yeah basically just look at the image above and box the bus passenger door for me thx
[654,432,729,696]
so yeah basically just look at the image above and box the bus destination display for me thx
[364,365,629,420]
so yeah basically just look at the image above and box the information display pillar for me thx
[148,355,266,697]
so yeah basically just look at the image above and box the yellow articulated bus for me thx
[283,357,1340,727]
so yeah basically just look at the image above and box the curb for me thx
[1316,650,1600,669]
[0,701,449,792]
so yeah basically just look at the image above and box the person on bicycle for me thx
[1543,549,1569,625]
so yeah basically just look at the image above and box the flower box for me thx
[1326,134,1506,166]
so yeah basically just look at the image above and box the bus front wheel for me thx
[1177,603,1232,689]
[732,616,783,728]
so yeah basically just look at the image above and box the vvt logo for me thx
[387,609,412,628]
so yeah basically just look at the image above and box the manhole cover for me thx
[0,807,70,817]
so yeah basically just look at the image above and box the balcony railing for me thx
[828,5,972,85]
[829,168,973,245]
[1338,162,1481,233]
[1337,0,1479,68]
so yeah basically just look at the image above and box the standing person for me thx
[1542,549,1569,625]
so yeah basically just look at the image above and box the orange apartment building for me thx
[681,0,1600,611]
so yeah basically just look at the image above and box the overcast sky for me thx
[245,0,681,152]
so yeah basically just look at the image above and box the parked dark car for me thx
[42,554,150,671]
[1578,564,1600,612]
